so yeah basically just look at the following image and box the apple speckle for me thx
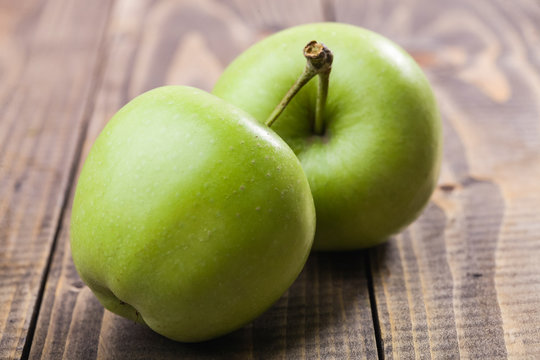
[255,206,261,211]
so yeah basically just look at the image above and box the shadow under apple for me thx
[99,250,377,358]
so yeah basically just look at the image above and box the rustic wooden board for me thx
[335,0,540,358]
[0,0,112,359]
[3,0,539,358]
[28,0,378,358]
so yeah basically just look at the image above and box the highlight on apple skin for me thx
[213,22,442,250]
[70,86,316,342]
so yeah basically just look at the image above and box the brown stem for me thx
[265,41,333,132]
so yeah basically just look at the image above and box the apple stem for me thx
[315,69,330,135]
[265,63,318,128]
[265,41,333,133]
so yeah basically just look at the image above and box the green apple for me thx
[70,86,315,342]
[213,23,442,250]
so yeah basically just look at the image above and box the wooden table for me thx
[2,0,540,358]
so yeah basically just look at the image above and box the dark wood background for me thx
[1,0,540,358]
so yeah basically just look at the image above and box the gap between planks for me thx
[20,1,117,358]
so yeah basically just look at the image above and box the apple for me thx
[213,23,442,250]
[70,86,315,342]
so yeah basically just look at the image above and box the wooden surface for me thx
[1,0,540,358]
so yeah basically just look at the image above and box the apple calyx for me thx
[265,40,333,135]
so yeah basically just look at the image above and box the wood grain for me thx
[28,0,377,358]
[0,0,112,359]
[2,0,540,358]
[334,0,540,358]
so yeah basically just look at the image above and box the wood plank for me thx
[29,0,378,358]
[0,0,112,358]
[335,0,540,358]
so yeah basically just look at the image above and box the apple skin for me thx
[70,86,315,342]
[213,23,442,250]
